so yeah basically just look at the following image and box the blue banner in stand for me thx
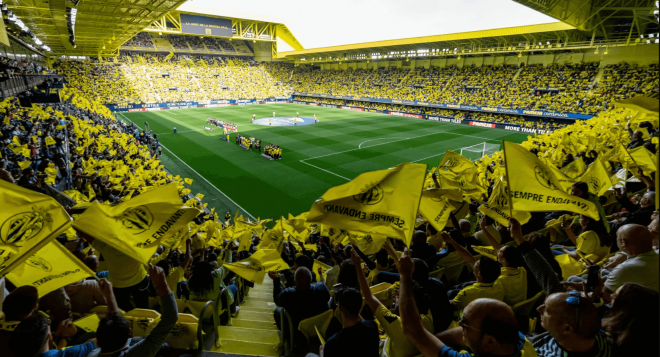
[292,92,593,120]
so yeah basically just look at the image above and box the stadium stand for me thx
[1,2,659,357]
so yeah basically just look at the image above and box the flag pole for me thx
[502,141,514,219]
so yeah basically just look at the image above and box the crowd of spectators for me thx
[1,52,659,357]
[122,32,154,48]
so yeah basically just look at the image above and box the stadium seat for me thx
[165,313,201,350]
[123,309,161,337]
[511,291,545,316]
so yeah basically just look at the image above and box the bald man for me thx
[531,292,611,356]
[398,248,529,357]
[603,224,659,300]
[270,267,330,344]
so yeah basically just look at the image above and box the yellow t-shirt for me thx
[497,267,528,306]
[93,240,146,288]
[375,304,433,357]
[453,281,504,311]
[576,231,610,261]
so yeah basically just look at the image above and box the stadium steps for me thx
[512,66,525,81]
[208,278,280,357]
[588,67,607,96]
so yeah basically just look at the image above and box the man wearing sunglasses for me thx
[398,248,529,357]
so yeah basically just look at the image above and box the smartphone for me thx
[333,283,343,297]
[586,265,600,292]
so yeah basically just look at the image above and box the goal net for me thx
[460,142,501,161]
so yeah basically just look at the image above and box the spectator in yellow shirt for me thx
[443,232,505,311]
[351,250,433,357]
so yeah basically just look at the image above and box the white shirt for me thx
[605,250,659,292]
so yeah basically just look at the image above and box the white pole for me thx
[482,142,487,157]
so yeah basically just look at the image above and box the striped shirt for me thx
[531,331,612,357]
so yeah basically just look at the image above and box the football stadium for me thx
[0,0,658,356]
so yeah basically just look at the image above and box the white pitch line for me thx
[302,131,447,162]
[116,113,256,221]
[411,152,446,163]
[300,161,351,181]
[358,137,409,149]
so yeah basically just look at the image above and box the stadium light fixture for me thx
[594,47,599,54]
[604,47,609,55]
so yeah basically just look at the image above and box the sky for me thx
[186,0,557,52]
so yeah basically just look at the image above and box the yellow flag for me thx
[313,259,332,282]
[503,141,599,220]
[417,189,457,232]
[73,183,200,264]
[434,169,486,200]
[6,241,95,297]
[73,314,101,333]
[437,150,479,177]
[184,178,193,185]
[287,212,309,233]
[224,249,289,285]
[344,231,388,255]
[45,137,56,146]
[560,157,586,180]
[627,146,657,176]
[0,180,72,275]
[234,218,258,253]
[546,162,577,193]
[319,224,345,246]
[477,177,532,226]
[579,159,613,197]
[472,246,498,261]
[307,163,427,246]
[18,161,32,170]
[614,95,659,114]
[257,218,285,253]
[12,136,21,146]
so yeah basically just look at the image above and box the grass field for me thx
[119,104,529,220]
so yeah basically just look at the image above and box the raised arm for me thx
[353,245,376,270]
[382,242,399,263]
[181,238,193,271]
[399,248,445,357]
[442,232,476,267]
[509,218,564,296]
[350,250,381,313]
[479,216,501,251]
[98,278,119,314]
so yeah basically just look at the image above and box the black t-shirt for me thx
[324,320,380,357]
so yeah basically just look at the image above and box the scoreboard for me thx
[180,14,232,37]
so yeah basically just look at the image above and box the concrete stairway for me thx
[207,279,281,356]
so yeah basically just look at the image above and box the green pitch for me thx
[119,104,528,221]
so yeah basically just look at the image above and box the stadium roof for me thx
[141,3,304,51]
[277,22,589,62]
[3,0,187,56]
[513,0,659,40]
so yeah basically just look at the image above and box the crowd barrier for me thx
[292,92,593,120]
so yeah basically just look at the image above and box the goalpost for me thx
[460,142,501,161]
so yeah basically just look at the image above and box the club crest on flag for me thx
[1,207,51,247]
[534,166,557,190]
[441,157,460,169]
[353,184,384,205]
[586,177,601,193]
[119,206,154,233]
[25,255,52,272]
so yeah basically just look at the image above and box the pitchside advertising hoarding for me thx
[180,14,233,37]
[293,93,592,120]
[106,98,290,112]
